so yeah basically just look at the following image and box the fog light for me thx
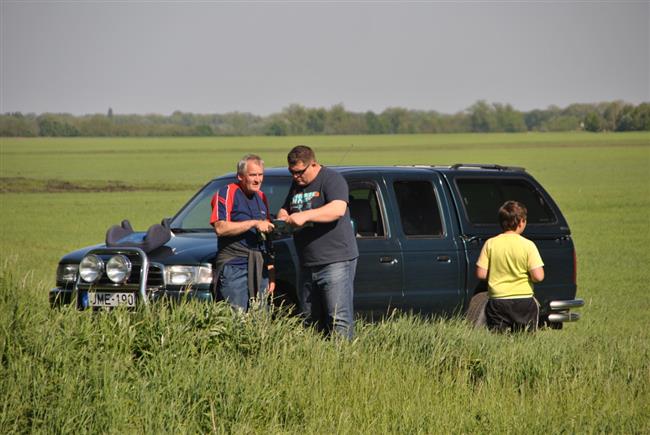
[106,255,132,283]
[79,255,104,283]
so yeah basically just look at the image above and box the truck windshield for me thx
[170,176,292,231]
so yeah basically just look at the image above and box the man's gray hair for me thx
[237,154,264,175]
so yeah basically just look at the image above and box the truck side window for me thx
[456,178,556,224]
[393,180,443,237]
[349,186,385,238]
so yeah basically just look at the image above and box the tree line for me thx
[1,100,648,137]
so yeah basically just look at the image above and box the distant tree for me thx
[364,111,385,134]
[634,103,650,130]
[602,101,624,131]
[524,109,547,130]
[468,100,496,132]
[542,116,581,132]
[305,108,326,134]
[266,119,287,136]
[493,103,526,132]
[614,105,636,131]
[194,125,213,136]
[379,107,413,134]
[324,104,351,134]
[5,100,649,137]
[563,103,595,119]
[584,112,602,132]
[282,104,309,135]
[37,114,79,136]
[0,113,39,136]
[79,115,112,136]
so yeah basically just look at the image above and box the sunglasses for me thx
[289,164,311,177]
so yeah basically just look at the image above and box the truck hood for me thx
[58,231,217,265]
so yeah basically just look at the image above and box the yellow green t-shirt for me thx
[476,233,544,299]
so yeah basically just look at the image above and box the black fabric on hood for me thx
[105,219,172,253]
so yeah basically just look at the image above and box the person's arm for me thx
[213,219,274,237]
[285,200,347,227]
[276,208,290,220]
[529,266,544,283]
[527,242,545,283]
[267,264,276,294]
[475,240,489,280]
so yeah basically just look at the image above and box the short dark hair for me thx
[287,145,315,166]
[498,201,527,231]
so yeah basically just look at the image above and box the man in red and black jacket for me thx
[210,154,275,310]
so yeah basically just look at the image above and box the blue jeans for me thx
[218,264,268,311]
[298,258,357,340]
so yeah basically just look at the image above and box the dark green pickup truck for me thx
[51,164,583,327]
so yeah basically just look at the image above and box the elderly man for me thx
[210,154,275,310]
[277,145,358,339]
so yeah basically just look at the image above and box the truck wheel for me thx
[466,292,488,328]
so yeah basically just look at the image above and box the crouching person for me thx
[476,201,545,332]
[210,154,275,311]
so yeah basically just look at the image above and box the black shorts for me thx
[485,297,539,333]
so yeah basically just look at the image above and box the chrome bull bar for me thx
[78,246,150,305]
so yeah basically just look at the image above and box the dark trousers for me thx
[485,297,539,333]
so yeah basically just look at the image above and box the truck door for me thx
[347,179,405,318]
[384,173,463,315]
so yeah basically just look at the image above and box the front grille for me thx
[148,263,164,287]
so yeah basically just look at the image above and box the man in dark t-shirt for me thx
[277,145,358,339]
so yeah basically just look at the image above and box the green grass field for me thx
[1,132,649,433]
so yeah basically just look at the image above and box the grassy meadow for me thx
[1,132,649,433]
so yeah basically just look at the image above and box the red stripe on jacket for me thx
[210,183,270,225]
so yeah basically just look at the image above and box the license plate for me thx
[88,291,136,307]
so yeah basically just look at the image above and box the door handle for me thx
[436,255,451,263]
[380,256,398,265]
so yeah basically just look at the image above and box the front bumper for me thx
[50,286,213,309]
[53,247,215,309]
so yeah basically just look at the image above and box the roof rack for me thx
[450,163,526,172]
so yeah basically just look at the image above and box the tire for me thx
[466,292,488,328]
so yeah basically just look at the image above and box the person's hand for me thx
[286,212,309,228]
[254,220,275,233]
[268,280,276,295]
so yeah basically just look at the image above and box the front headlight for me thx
[79,254,104,283]
[106,255,132,283]
[56,263,79,283]
[165,265,212,286]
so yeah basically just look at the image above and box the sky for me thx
[1,1,648,116]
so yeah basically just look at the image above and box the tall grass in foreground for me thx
[1,262,648,434]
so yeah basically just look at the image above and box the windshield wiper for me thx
[170,228,211,234]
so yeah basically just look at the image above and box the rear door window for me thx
[456,178,556,225]
[393,180,444,236]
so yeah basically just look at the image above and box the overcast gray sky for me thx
[1,1,648,116]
